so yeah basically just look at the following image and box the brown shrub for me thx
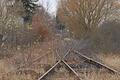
[32,7,53,41]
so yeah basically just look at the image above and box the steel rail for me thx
[73,50,120,75]
[62,60,82,80]
[38,60,61,80]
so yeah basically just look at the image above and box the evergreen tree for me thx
[21,0,39,23]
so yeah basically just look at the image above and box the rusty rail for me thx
[62,60,82,80]
[73,50,120,75]
[38,60,61,80]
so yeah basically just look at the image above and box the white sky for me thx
[38,0,58,16]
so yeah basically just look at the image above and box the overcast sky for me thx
[38,0,58,16]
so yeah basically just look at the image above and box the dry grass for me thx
[98,53,120,71]
[83,71,120,80]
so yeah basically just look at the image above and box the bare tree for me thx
[57,0,114,38]
[108,1,120,20]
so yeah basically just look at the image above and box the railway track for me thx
[4,49,119,80]
[37,49,120,80]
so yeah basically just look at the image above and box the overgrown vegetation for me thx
[0,0,120,80]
